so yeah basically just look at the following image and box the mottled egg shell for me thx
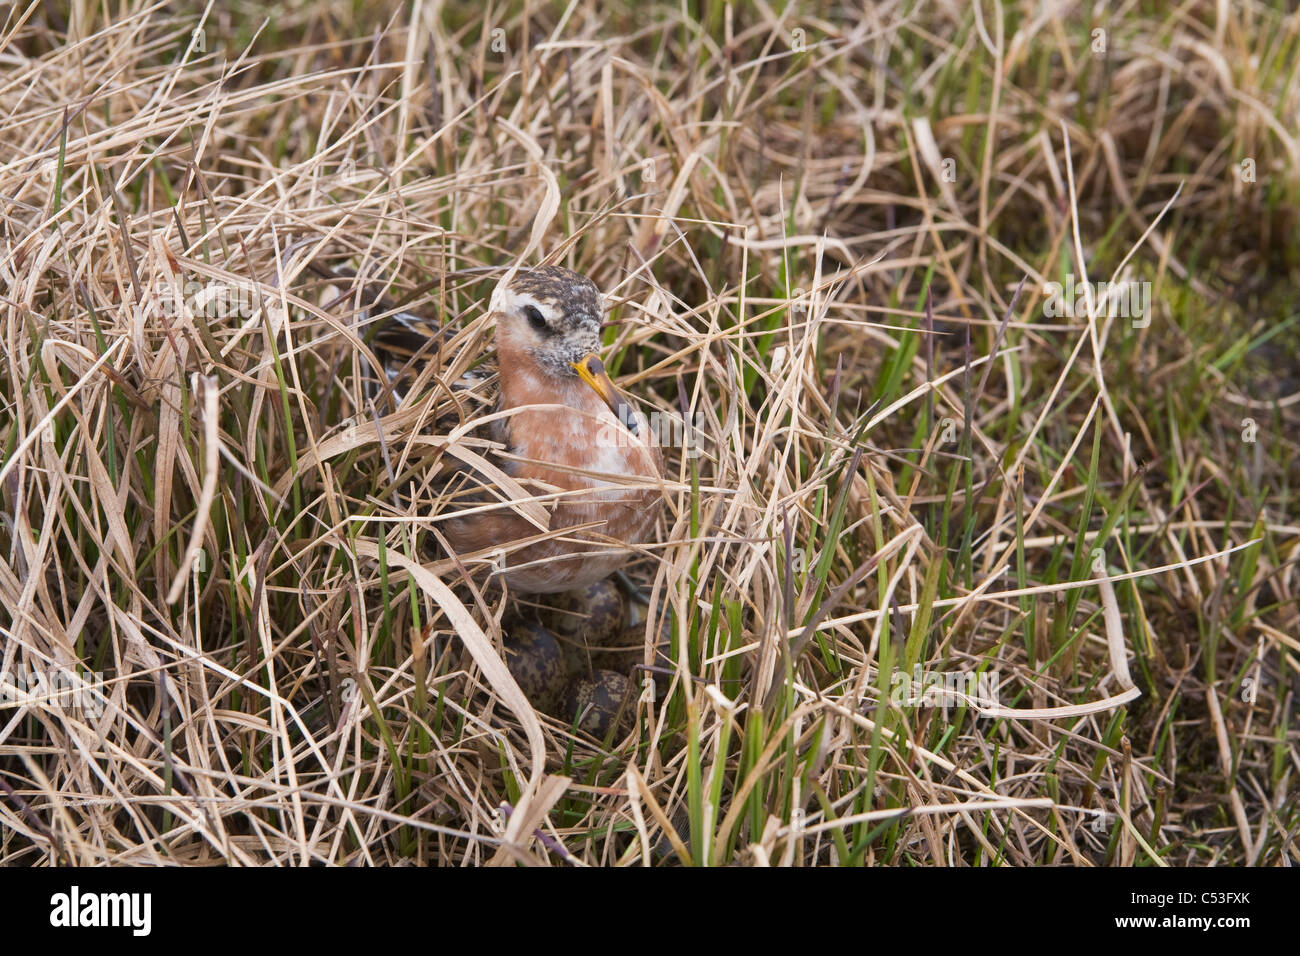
[542,579,626,672]
[592,613,672,673]
[503,622,566,714]
[563,669,634,738]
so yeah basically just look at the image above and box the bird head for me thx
[495,266,637,432]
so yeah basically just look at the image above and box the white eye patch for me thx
[500,289,559,324]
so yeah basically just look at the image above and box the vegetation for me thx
[0,0,1296,865]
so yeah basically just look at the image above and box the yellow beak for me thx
[572,353,638,435]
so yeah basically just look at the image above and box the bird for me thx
[335,264,665,594]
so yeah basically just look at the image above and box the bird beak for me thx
[572,353,638,435]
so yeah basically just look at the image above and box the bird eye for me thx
[523,305,548,332]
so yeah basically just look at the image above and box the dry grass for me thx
[1,0,1297,866]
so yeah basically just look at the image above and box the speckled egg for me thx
[591,621,666,670]
[592,613,673,687]
[541,579,626,672]
[562,669,634,738]
[503,622,566,714]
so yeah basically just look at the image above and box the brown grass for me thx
[1,0,1297,865]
